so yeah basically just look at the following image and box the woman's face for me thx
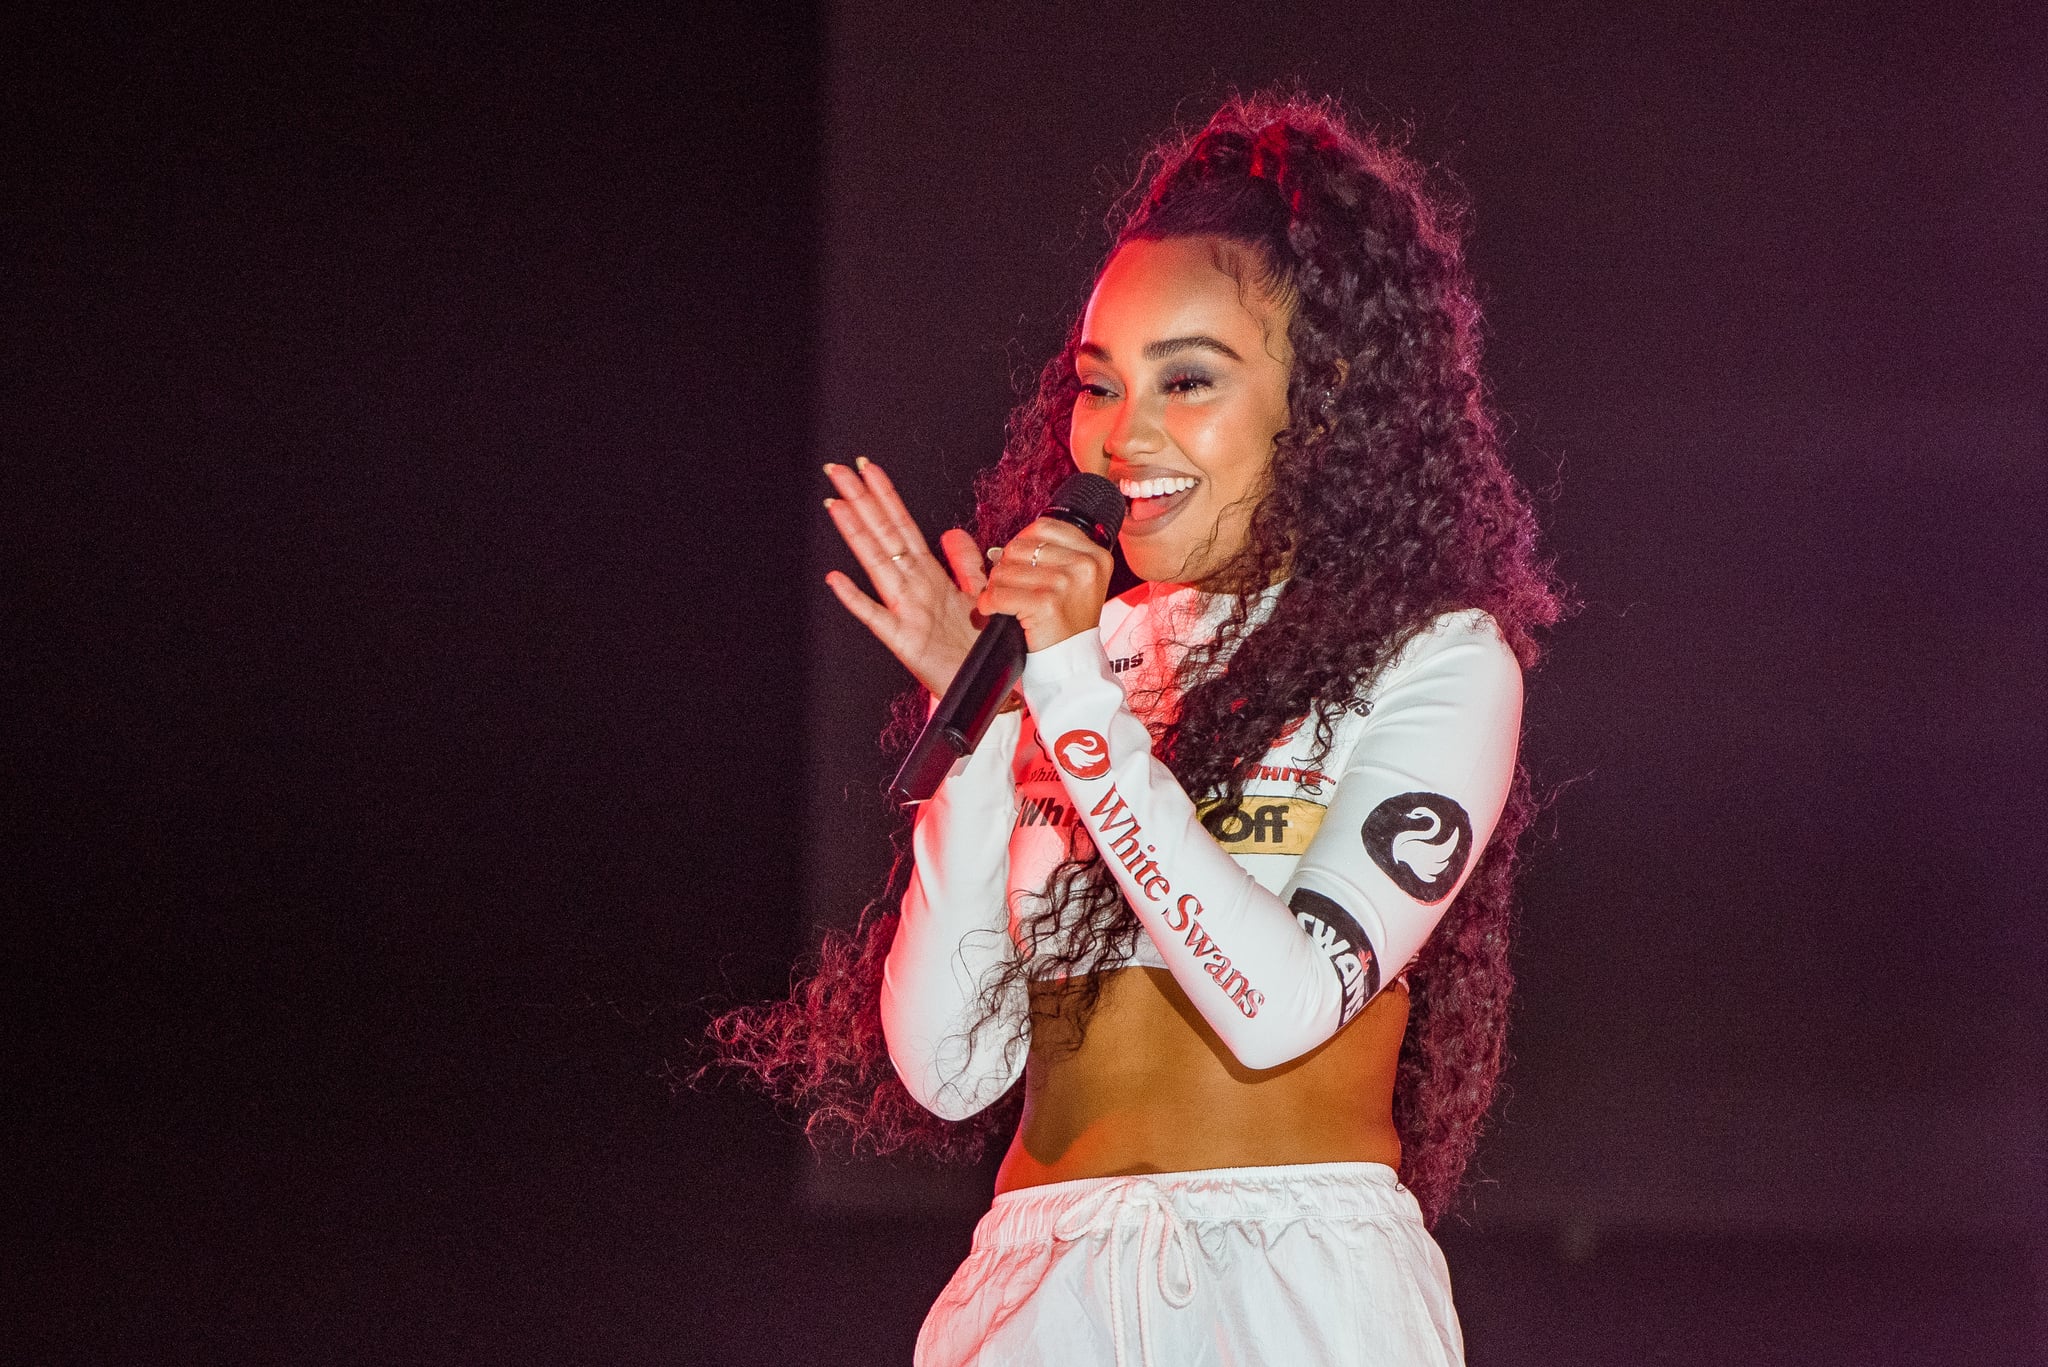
[1070,235,1295,585]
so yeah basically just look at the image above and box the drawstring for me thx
[1051,1177,1198,1367]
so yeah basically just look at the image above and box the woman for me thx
[718,93,1561,1365]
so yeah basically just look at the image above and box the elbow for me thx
[878,941,1023,1121]
[886,1048,1003,1122]
[1221,1029,1322,1074]
[879,1015,955,1120]
[882,1023,1009,1123]
[912,1081,993,1124]
[1213,990,1341,1072]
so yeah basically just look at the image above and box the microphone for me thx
[889,472,1126,805]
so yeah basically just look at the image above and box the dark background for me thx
[5,3,2043,1365]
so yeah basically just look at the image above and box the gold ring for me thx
[888,550,910,563]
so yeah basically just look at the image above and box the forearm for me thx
[1015,613,1522,1072]
[1017,634,1346,1069]
[879,709,1029,1119]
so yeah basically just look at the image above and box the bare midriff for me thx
[993,965,1409,1194]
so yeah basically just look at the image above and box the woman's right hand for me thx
[823,458,990,698]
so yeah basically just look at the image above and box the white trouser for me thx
[915,1162,1465,1367]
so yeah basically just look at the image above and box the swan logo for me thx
[1361,793,1472,902]
[1053,729,1111,780]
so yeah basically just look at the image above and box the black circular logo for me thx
[1361,793,1472,902]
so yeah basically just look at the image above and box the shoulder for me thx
[1321,609,1525,783]
[1408,607,1513,656]
[1365,609,1522,710]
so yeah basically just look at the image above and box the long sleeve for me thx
[880,708,1030,1120]
[1016,609,1522,1071]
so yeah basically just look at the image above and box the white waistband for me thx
[969,1163,1412,1367]
[975,1160,1411,1246]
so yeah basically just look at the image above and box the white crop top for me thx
[880,581,1523,1121]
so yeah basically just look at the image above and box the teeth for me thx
[1116,476,1198,499]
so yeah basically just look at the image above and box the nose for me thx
[1104,395,1165,463]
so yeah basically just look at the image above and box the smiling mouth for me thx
[1117,475,1199,530]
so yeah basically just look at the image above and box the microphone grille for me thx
[1048,472,1127,544]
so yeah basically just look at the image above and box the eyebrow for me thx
[1077,335,1245,364]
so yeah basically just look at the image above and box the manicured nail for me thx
[855,456,871,471]
[823,497,837,509]
[822,462,838,475]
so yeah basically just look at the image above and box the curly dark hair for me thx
[711,91,1563,1226]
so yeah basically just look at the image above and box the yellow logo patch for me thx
[1200,796,1328,856]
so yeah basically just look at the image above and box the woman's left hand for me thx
[978,516,1115,653]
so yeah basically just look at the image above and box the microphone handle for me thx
[886,493,1121,806]
[888,613,1025,805]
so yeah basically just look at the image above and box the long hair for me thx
[710,92,1563,1226]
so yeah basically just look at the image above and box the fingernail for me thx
[855,456,871,471]
[822,462,838,475]
[823,497,837,509]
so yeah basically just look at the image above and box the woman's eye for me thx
[1077,381,1116,400]
[1163,372,1213,394]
